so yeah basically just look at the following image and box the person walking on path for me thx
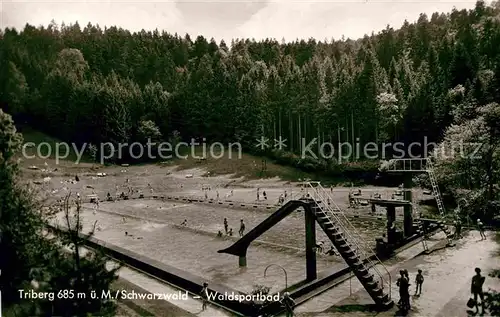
[200,282,209,311]
[404,269,411,309]
[239,219,245,237]
[471,267,486,314]
[477,218,486,240]
[280,292,296,317]
[415,269,424,296]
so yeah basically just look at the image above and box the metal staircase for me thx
[384,158,446,217]
[302,182,393,308]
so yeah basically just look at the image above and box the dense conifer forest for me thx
[1,1,500,171]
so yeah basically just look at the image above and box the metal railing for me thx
[282,187,315,205]
[303,181,391,300]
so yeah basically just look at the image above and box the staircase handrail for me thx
[283,189,311,204]
[304,181,391,299]
[304,183,369,247]
[310,183,391,297]
[310,183,389,271]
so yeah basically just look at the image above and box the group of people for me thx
[451,217,486,242]
[217,218,245,237]
[348,189,363,208]
[396,267,487,315]
[257,188,267,201]
[199,267,485,316]
[202,186,236,201]
[257,188,293,206]
[215,190,234,200]
[199,268,486,316]
[202,186,297,206]
[396,269,425,312]
[314,241,338,256]
[278,191,288,204]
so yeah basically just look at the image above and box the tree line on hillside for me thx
[0,1,498,151]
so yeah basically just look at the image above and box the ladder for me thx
[383,158,446,217]
[425,158,446,217]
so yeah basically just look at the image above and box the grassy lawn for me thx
[169,146,319,181]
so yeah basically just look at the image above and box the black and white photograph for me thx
[1,0,500,316]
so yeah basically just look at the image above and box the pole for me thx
[305,208,317,281]
[349,246,354,295]
[349,270,352,295]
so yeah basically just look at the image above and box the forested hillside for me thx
[1,1,500,166]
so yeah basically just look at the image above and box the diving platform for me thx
[368,198,411,207]
[219,182,394,311]
[383,158,429,172]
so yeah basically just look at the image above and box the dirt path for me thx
[293,231,500,317]
[420,231,500,317]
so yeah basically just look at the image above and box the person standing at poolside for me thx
[239,219,246,237]
[200,282,209,311]
[471,267,486,314]
[223,218,228,234]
